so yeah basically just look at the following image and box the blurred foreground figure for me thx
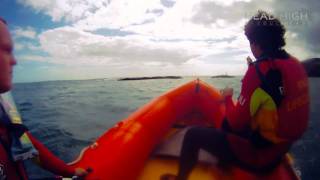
[0,17,88,179]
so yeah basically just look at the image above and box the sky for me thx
[1,0,319,82]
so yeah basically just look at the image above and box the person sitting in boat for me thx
[0,17,89,179]
[161,10,309,180]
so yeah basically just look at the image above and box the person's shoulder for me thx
[279,55,303,67]
[272,52,298,62]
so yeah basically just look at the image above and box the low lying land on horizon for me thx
[211,75,235,78]
[118,76,182,81]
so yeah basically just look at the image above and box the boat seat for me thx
[153,127,218,165]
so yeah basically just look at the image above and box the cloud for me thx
[73,0,168,30]
[15,0,319,82]
[13,26,37,39]
[191,1,255,25]
[14,41,42,51]
[161,0,176,8]
[120,1,250,42]
[15,0,253,79]
[16,0,249,41]
[272,0,320,58]
[38,27,199,66]
[18,0,167,29]
[18,0,109,22]
[187,0,320,59]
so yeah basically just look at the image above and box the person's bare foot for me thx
[160,173,177,180]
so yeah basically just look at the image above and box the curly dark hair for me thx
[244,11,286,53]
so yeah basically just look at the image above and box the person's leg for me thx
[175,126,232,180]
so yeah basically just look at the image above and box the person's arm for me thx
[224,65,259,132]
[26,132,75,177]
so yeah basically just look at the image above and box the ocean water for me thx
[11,77,319,179]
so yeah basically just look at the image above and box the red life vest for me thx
[0,123,28,180]
[225,56,309,168]
[255,56,309,141]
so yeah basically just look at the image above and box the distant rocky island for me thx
[211,75,235,78]
[118,76,182,81]
[302,58,320,77]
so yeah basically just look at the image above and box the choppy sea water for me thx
[11,77,319,179]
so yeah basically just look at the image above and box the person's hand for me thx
[221,87,233,99]
[74,167,89,177]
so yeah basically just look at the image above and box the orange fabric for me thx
[69,80,225,179]
[68,79,299,179]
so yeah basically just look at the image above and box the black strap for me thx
[254,62,267,85]
[0,105,13,159]
[254,60,285,107]
[0,134,12,161]
[249,130,274,148]
[7,124,28,138]
[0,104,11,127]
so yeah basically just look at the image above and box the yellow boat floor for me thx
[138,156,233,180]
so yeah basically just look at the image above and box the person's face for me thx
[249,42,262,59]
[0,21,16,93]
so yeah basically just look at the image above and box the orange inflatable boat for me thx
[69,79,299,180]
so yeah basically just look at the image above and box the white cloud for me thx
[201,0,252,7]
[18,0,248,38]
[74,0,167,30]
[14,41,42,51]
[16,0,319,81]
[38,26,199,66]
[18,0,109,22]
[16,0,252,42]
[13,26,37,39]
[16,0,254,78]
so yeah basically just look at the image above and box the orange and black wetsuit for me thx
[175,51,309,179]
[0,123,75,179]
